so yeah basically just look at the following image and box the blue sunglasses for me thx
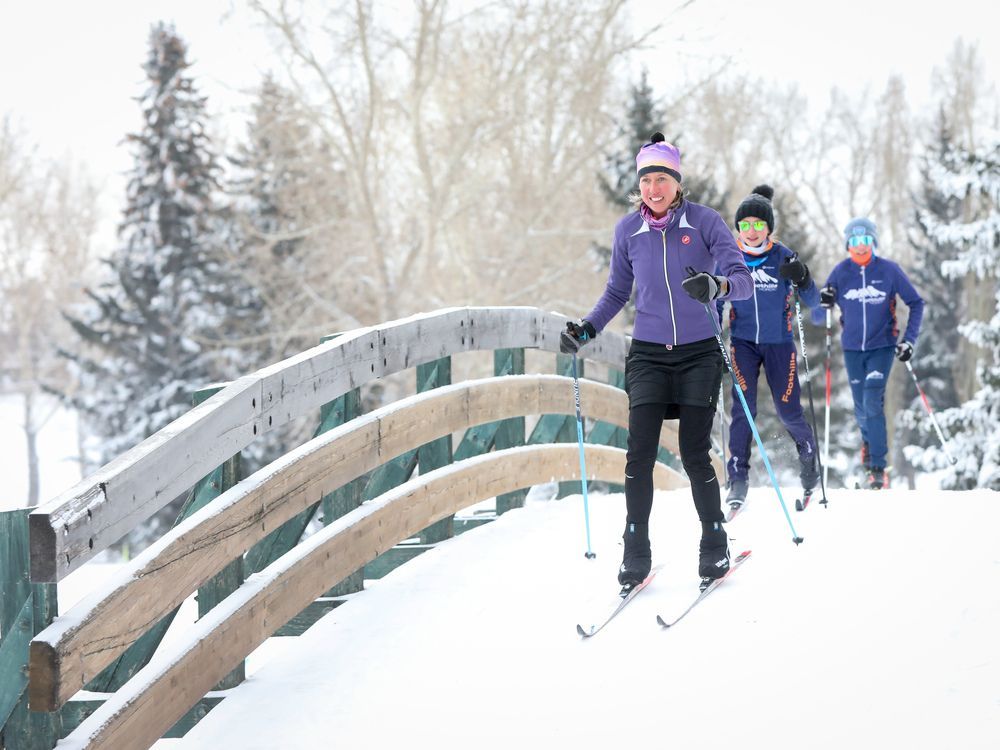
[847,235,874,248]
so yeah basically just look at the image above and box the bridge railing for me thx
[2,307,720,749]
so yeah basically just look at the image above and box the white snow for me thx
[154,486,999,750]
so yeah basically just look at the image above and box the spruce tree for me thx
[63,23,251,473]
[904,126,1000,488]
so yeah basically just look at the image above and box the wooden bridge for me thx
[0,307,722,749]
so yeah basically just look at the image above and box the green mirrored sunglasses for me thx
[738,220,768,232]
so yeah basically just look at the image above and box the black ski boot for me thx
[726,479,749,508]
[867,466,888,490]
[618,521,651,592]
[698,521,730,590]
[799,450,819,492]
[724,479,749,521]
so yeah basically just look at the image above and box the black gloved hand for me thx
[779,257,811,287]
[820,286,836,308]
[681,268,724,304]
[895,341,914,362]
[560,320,596,354]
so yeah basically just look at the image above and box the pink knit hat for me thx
[635,132,681,182]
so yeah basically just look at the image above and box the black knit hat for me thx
[735,184,776,233]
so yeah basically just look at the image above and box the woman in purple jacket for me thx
[561,133,753,591]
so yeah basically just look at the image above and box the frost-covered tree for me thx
[62,23,255,471]
[226,74,350,360]
[895,111,964,485]
[905,129,1000,489]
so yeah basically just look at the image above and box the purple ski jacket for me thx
[586,200,753,346]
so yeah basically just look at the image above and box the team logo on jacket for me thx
[750,267,778,291]
[844,285,887,304]
[681,234,691,245]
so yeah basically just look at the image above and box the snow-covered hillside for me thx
[160,486,1000,750]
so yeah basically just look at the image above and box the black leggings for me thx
[624,403,722,525]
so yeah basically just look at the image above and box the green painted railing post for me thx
[190,385,245,690]
[0,509,60,749]
[417,358,453,543]
[494,348,527,515]
[585,367,628,493]
[527,355,581,499]
[85,383,246,697]
[318,366,364,597]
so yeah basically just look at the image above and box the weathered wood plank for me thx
[30,307,629,583]
[28,375,262,582]
[53,443,684,750]
[30,374,677,712]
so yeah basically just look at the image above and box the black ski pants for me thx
[624,402,723,525]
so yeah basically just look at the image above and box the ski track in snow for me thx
[148,486,1000,750]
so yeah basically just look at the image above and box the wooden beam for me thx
[29,374,696,712]
[29,307,629,582]
[53,444,683,750]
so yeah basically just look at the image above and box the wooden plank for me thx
[30,375,671,712]
[29,307,631,582]
[58,695,224,739]
[28,375,262,582]
[53,443,684,750]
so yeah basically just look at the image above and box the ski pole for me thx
[903,360,957,466]
[793,292,828,507]
[824,308,833,493]
[571,353,597,559]
[699,300,803,544]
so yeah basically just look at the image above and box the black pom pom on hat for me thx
[650,131,666,143]
[735,183,776,233]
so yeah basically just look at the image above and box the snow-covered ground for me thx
[151,485,1000,750]
[0,393,81,511]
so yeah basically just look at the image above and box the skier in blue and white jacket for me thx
[720,185,821,511]
[811,216,924,489]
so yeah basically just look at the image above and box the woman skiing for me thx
[721,185,821,514]
[812,217,924,489]
[560,133,753,591]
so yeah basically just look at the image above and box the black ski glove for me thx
[895,341,914,362]
[560,320,596,354]
[819,286,836,308]
[682,268,725,304]
[779,257,811,287]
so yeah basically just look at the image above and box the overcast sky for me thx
[2,0,997,253]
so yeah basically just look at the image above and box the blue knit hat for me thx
[844,217,878,249]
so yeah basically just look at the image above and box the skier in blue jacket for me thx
[560,133,753,592]
[721,185,821,513]
[812,217,924,489]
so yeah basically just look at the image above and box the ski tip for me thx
[656,615,670,628]
[576,624,592,638]
[792,536,804,545]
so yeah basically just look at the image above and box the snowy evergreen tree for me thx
[895,111,964,479]
[62,23,257,473]
[226,74,346,362]
[905,127,1000,489]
